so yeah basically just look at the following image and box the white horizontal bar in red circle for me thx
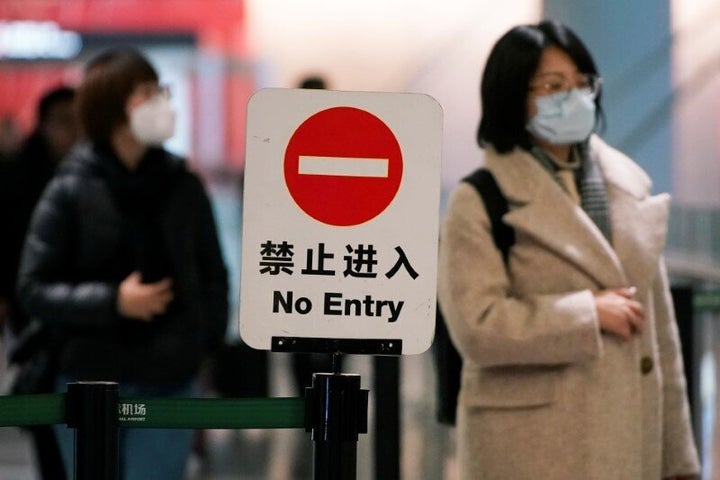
[298,155,389,178]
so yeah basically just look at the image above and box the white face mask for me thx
[526,88,596,145]
[129,94,175,146]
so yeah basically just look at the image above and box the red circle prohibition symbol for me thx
[284,106,403,226]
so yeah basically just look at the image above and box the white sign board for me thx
[239,88,442,355]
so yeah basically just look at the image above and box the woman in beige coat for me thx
[438,20,699,479]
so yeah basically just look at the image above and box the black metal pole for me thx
[373,355,400,480]
[306,372,368,480]
[65,381,119,480]
[671,286,700,457]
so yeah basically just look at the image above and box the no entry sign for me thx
[239,88,442,355]
[284,106,403,226]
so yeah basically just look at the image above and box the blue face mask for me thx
[526,88,597,145]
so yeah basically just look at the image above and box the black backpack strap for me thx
[433,168,514,426]
[461,168,514,263]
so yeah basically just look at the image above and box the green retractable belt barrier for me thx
[693,289,720,312]
[0,393,65,427]
[115,397,305,429]
[0,394,305,429]
[0,377,365,480]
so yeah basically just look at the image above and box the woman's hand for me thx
[117,271,174,321]
[593,287,645,341]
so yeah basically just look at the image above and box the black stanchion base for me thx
[66,381,119,480]
[305,373,369,480]
[313,440,358,479]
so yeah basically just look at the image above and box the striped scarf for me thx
[530,143,613,242]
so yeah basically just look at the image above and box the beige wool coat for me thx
[438,136,700,480]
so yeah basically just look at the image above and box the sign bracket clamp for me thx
[271,337,402,355]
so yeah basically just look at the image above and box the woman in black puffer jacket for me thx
[16,48,228,479]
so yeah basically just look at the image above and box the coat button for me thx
[640,356,654,375]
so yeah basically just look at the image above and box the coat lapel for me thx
[485,145,628,288]
[484,137,669,290]
[591,137,670,291]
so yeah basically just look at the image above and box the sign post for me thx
[240,88,442,479]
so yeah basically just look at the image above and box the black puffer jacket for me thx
[17,143,228,385]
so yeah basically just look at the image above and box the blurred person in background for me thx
[2,87,78,338]
[0,114,24,330]
[0,114,23,384]
[1,85,78,480]
[0,115,22,163]
[16,48,228,480]
[437,20,699,480]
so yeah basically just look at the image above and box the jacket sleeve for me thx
[437,183,602,368]
[653,260,700,477]
[191,175,229,355]
[16,178,119,330]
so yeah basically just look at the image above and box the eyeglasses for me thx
[529,72,602,98]
[133,82,171,101]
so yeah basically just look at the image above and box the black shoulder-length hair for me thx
[477,20,604,153]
